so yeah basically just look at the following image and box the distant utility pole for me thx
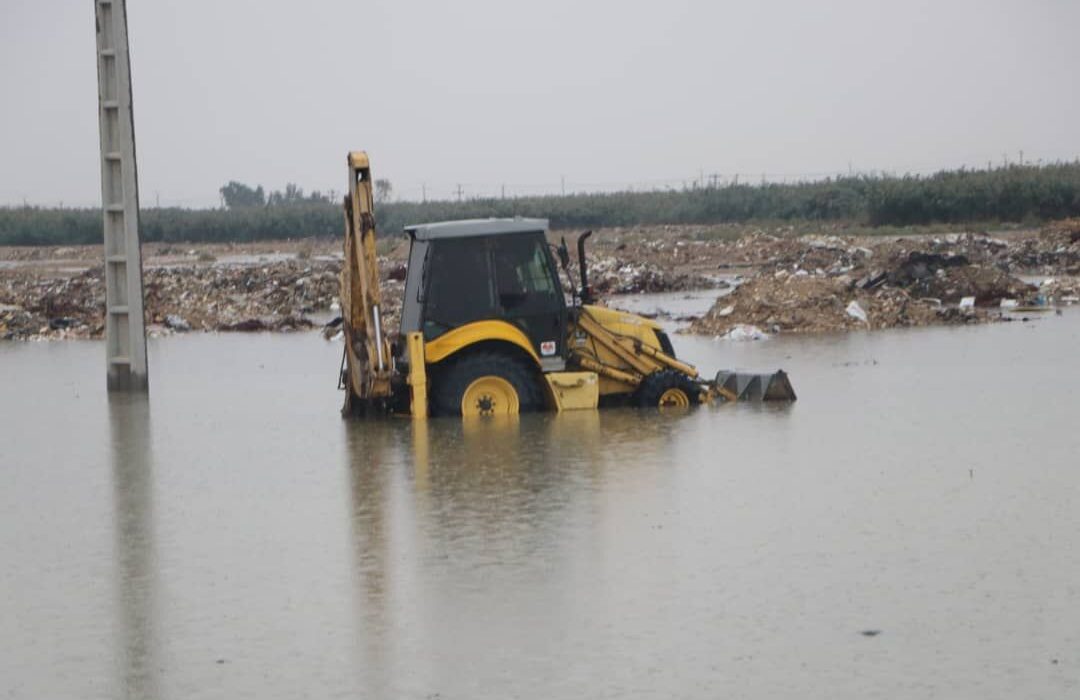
[422,183,427,203]
[94,0,148,392]
[1019,150,1024,166]
[456,184,463,202]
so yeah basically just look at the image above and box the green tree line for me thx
[3,162,1080,246]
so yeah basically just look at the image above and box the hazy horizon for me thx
[3,0,1078,208]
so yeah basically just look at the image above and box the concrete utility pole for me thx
[94,0,149,391]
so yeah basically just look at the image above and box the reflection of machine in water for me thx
[108,394,160,700]
[340,410,697,692]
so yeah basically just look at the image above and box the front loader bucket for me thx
[713,370,797,402]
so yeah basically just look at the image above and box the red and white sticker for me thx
[540,341,557,356]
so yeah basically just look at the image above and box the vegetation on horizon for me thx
[3,162,1079,246]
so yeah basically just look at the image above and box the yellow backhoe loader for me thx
[338,151,795,417]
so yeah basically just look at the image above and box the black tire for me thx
[635,370,702,408]
[430,350,546,416]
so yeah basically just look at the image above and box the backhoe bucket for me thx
[713,370,797,402]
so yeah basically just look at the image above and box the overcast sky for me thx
[2,0,1078,207]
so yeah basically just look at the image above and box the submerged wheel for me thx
[461,375,519,416]
[431,350,545,417]
[636,370,702,409]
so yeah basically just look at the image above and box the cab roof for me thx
[404,218,549,241]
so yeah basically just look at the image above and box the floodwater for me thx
[3,309,1079,699]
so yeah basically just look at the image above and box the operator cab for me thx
[399,218,568,370]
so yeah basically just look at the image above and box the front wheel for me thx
[635,370,702,409]
[431,351,545,417]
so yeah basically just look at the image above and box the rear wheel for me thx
[431,351,545,417]
[636,370,702,409]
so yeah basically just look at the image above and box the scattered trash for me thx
[720,324,769,341]
[164,314,191,331]
[5,219,1080,341]
[682,223,1079,335]
[0,254,404,341]
[588,254,720,295]
[845,300,869,324]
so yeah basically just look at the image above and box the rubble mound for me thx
[1,259,358,340]
[689,274,965,336]
[689,230,1046,336]
[588,254,718,294]
[880,251,1032,305]
[143,261,340,331]
[1005,220,1080,273]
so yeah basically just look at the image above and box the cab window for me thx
[491,234,562,316]
[422,237,495,338]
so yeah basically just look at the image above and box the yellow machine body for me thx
[338,150,795,418]
[423,320,541,365]
[544,371,600,411]
[567,305,691,396]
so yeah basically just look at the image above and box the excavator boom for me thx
[340,151,393,411]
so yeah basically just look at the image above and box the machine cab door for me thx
[490,233,567,367]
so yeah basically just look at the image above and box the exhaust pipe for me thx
[577,230,593,304]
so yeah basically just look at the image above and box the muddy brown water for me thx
[2,308,1079,699]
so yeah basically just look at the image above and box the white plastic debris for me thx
[1000,298,1018,309]
[959,296,976,309]
[720,324,769,341]
[164,314,191,331]
[717,304,735,317]
[845,300,869,324]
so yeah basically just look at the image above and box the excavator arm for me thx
[341,151,393,412]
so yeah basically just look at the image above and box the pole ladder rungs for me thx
[96,0,148,392]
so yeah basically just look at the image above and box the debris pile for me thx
[1,267,105,340]
[5,221,1080,341]
[689,233,1055,336]
[1037,276,1080,303]
[589,225,1077,336]
[140,262,336,332]
[690,274,984,336]
[1,259,357,340]
[1005,219,1080,273]
[587,253,719,294]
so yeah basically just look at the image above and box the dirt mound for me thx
[5,220,1080,341]
[878,250,1032,305]
[689,274,972,336]
[688,229,1045,336]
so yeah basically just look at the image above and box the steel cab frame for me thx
[398,218,568,371]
